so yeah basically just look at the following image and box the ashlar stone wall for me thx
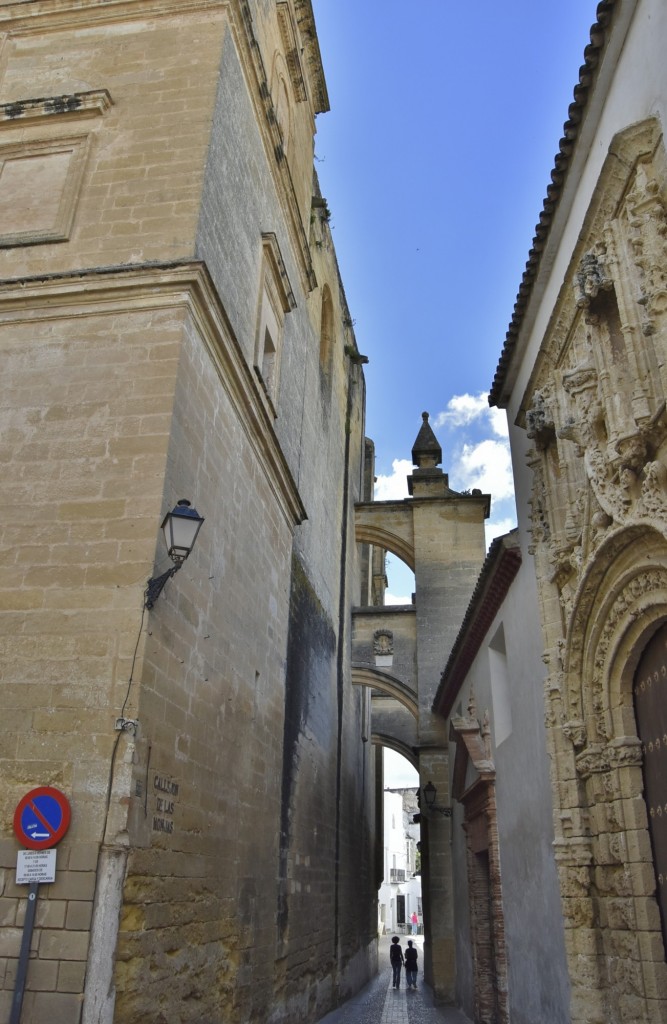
[0,2,376,1022]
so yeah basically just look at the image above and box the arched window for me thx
[271,53,292,160]
[319,286,333,374]
[275,75,291,157]
[254,233,296,415]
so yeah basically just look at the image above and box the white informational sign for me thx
[16,848,57,884]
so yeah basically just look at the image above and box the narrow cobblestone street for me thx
[316,938,472,1024]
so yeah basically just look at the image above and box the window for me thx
[319,285,333,374]
[254,233,296,414]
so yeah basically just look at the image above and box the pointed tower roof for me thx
[408,412,449,497]
[411,411,442,469]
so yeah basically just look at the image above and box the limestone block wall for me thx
[351,607,417,694]
[412,496,487,1002]
[0,4,228,277]
[0,1,377,1021]
[0,277,183,1023]
[115,298,300,1021]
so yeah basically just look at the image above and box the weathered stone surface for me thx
[0,2,375,1022]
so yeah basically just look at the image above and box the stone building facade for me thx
[490,0,667,1021]
[0,2,378,1022]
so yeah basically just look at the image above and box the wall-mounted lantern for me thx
[145,499,205,609]
[422,781,452,818]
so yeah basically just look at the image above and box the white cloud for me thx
[374,458,412,501]
[434,392,487,429]
[485,516,517,547]
[452,438,515,500]
[433,392,508,439]
[488,405,509,438]
[384,591,411,606]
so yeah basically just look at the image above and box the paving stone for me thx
[315,939,471,1024]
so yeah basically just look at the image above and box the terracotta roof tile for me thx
[489,0,617,407]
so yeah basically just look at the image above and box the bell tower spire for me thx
[408,412,449,496]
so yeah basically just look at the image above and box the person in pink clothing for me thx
[410,910,419,935]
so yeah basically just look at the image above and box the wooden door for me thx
[634,621,667,951]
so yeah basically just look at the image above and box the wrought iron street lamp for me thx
[422,781,452,818]
[145,499,205,608]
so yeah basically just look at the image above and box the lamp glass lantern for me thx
[424,781,437,810]
[161,499,205,564]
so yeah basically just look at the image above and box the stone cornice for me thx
[0,0,230,30]
[0,260,307,529]
[433,532,522,718]
[293,0,329,114]
[489,0,637,408]
[0,90,113,125]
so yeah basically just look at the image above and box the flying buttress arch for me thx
[371,733,418,770]
[352,665,418,718]
[354,505,415,572]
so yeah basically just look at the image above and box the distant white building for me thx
[378,788,422,935]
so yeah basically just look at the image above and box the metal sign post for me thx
[9,881,38,1024]
[11,786,71,1024]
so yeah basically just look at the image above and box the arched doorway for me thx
[634,621,667,952]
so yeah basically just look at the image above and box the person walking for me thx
[404,939,418,990]
[389,935,404,989]
[410,910,419,935]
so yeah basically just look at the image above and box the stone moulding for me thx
[0,90,113,125]
[0,134,91,248]
[351,665,418,718]
[564,527,667,730]
[0,259,307,530]
[0,0,234,30]
[550,528,667,1019]
[354,502,416,570]
[276,2,308,103]
[0,91,112,249]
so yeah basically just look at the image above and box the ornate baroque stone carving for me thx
[373,629,393,656]
[562,719,587,750]
[574,249,613,307]
[575,743,611,779]
[626,162,667,330]
[557,362,667,531]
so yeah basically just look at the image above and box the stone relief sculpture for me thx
[573,248,613,308]
[627,162,667,330]
[373,629,393,657]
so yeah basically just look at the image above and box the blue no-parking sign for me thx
[13,787,71,850]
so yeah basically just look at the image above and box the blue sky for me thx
[310,1,599,783]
